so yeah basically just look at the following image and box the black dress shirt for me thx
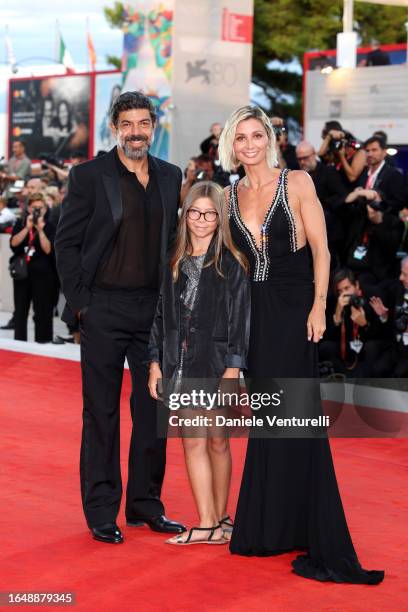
[96,150,163,290]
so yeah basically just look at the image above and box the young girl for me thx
[148,180,250,545]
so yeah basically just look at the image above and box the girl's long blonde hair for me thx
[171,180,248,281]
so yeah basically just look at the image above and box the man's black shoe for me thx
[127,515,186,534]
[0,317,15,330]
[90,523,123,544]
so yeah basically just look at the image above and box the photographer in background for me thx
[369,257,408,377]
[318,121,366,190]
[296,140,347,268]
[340,186,404,292]
[10,192,58,343]
[319,269,387,376]
[356,136,405,214]
[270,116,299,170]
[200,122,222,160]
[0,140,32,200]
[180,154,230,203]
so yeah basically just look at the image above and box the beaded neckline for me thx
[229,168,298,282]
[233,170,284,254]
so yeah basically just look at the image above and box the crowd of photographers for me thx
[299,122,408,378]
[181,119,408,379]
[1,121,408,377]
[0,142,86,343]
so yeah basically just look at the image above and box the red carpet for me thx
[1,349,407,611]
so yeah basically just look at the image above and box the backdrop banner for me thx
[8,75,91,160]
[120,0,175,160]
[170,0,254,169]
[94,73,123,154]
[305,65,408,147]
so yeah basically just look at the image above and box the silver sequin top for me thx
[180,253,206,310]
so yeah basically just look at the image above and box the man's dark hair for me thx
[322,120,342,137]
[13,139,25,148]
[373,130,387,146]
[364,136,386,150]
[109,91,156,127]
[332,268,357,294]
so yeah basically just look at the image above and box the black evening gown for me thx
[228,169,384,584]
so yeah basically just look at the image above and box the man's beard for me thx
[118,135,151,160]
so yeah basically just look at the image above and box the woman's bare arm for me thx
[291,171,330,341]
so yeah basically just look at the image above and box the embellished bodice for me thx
[229,169,308,283]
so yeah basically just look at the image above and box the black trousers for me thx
[371,344,408,377]
[319,339,388,377]
[14,269,56,343]
[79,287,166,527]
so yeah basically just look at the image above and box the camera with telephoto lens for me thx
[395,303,408,332]
[348,295,365,308]
[32,208,42,226]
[328,131,361,155]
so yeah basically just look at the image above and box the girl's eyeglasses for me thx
[187,208,218,222]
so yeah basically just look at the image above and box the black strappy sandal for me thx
[166,523,226,545]
[219,515,234,540]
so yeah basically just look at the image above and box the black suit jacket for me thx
[54,147,182,324]
[358,163,405,213]
[148,245,251,380]
[310,162,348,243]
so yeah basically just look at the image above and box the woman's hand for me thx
[307,303,326,343]
[148,362,162,400]
[26,215,33,230]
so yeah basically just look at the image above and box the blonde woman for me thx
[219,105,384,584]
[148,181,250,545]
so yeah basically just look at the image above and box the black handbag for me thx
[9,253,28,281]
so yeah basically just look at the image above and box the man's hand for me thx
[364,189,379,201]
[350,306,367,327]
[369,296,389,319]
[148,362,163,400]
[270,116,284,128]
[368,209,384,225]
[345,187,364,203]
[185,166,196,183]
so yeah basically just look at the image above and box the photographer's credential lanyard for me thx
[354,231,369,261]
[26,228,36,262]
[341,320,360,360]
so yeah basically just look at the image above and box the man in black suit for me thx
[55,91,185,544]
[346,136,405,214]
[296,140,347,268]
